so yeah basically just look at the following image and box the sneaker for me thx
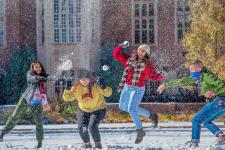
[185,141,199,148]
[84,142,92,149]
[135,128,145,144]
[149,113,158,128]
[95,142,102,149]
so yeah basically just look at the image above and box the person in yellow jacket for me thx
[63,71,112,149]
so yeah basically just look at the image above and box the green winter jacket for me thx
[164,68,225,97]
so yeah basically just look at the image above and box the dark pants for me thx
[2,98,43,141]
[77,108,106,143]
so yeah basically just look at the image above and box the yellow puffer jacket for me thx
[63,82,112,112]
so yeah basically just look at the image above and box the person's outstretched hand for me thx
[157,84,165,94]
[120,41,129,48]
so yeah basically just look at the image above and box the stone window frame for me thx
[132,0,158,45]
[174,0,191,44]
[0,0,6,48]
[53,0,82,44]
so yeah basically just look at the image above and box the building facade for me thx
[0,0,36,104]
[0,0,190,102]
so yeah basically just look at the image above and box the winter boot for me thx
[135,128,145,144]
[185,141,199,148]
[95,142,102,149]
[36,140,42,149]
[0,132,4,142]
[149,113,158,128]
[84,142,92,149]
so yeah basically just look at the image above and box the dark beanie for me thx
[78,69,93,78]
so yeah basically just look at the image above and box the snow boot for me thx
[0,132,3,142]
[185,141,199,148]
[135,128,145,144]
[36,140,42,149]
[149,113,158,128]
[84,142,92,149]
[95,142,102,149]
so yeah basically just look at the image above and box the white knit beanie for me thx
[138,44,150,55]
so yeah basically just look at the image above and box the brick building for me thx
[0,0,190,102]
[0,0,36,104]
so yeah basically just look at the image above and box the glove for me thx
[120,41,129,48]
[66,80,73,90]
[97,77,107,89]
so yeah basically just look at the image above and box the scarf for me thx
[190,71,202,96]
[118,56,145,92]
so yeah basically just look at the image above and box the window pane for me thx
[149,30,154,43]
[135,30,140,44]
[178,29,183,41]
[149,3,154,16]
[76,29,81,42]
[54,29,59,42]
[69,0,74,13]
[149,19,154,29]
[142,30,147,43]
[62,29,67,42]
[135,20,139,29]
[61,0,67,12]
[54,14,59,28]
[76,0,81,13]
[142,4,147,16]
[69,28,74,42]
[76,15,81,27]
[177,21,182,28]
[177,0,183,11]
[69,14,74,28]
[134,4,139,16]
[142,20,147,29]
[61,14,66,28]
[54,0,59,13]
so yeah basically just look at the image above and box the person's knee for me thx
[128,106,137,115]
[78,124,88,132]
[192,115,202,124]
[89,123,98,132]
[119,104,128,112]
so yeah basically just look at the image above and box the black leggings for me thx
[77,108,106,143]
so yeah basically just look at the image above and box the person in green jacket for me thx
[157,60,225,148]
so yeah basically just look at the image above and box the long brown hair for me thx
[30,61,48,78]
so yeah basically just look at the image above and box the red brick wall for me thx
[101,0,132,44]
[107,103,205,114]
[101,0,186,68]
[0,0,36,69]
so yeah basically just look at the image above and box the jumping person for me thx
[113,41,164,144]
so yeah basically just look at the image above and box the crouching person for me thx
[63,71,112,149]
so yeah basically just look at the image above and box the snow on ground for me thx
[0,122,225,150]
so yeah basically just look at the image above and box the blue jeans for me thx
[119,84,150,129]
[192,97,225,143]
